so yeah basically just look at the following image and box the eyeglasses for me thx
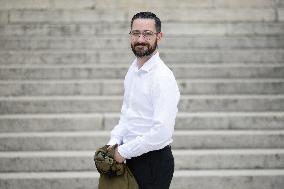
[129,30,158,40]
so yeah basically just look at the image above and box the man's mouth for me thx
[136,45,145,48]
[135,43,148,48]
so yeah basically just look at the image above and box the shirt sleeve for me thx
[107,100,128,145]
[107,64,133,146]
[118,74,180,159]
[107,74,130,145]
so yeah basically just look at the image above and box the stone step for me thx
[174,130,284,149]
[0,65,283,80]
[1,8,279,24]
[1,79,283,96]
[1,35,284,50]
[0,0,280,10]
[96,0,282,9]
[1,112,283,133]
[175,112,284,130]
[0,49,283,65]
[172,169,284,189]
[145,8,280,22]
[1,22,284,36]
[177,79,284,95]
[0,170,284,189]
[5,9,126,24]
[0,149,283,172]
[0,130,283,151]
[0,95,283,114]
[0,0,92,10]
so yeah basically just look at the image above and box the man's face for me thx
[130,19,162,58]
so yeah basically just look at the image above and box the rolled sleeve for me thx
[107,103,128,146]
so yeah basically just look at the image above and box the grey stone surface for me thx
[0,0,50,10]
[179,96,284,112]
[95,0,214,9]
[178,80,284,95]
[96,0,277,8]
[7,8,276,24]
[0,150,283,172]
[213,0,276,8]
[175,113,284,130]
[9,10,127,23]
[276,0,284,7]
[129,8,276,22]
[173,130,284,149]
[171,171,284,189]
[1,35,284,50]
[2,170,283,189]
[0,131,108,151]
[174,149,284,169]
[0,11,8,23]
[0,0,283,188]
[278,8,284,21]
[1,80,284,96]
[0,96,283,114]
[0,113,284,132]
[0,131,283,151]
[0,96,123,114]
[0,49,283,65]
[0,172,99,189]
[0,114,104,132]
[0,81,102,96]
[0,66,128,80]
[52,0,96,9]
[1,22,284,36]
[160,50,284,64]
[0,65,283,80]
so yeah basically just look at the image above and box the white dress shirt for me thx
[107,52,180,159]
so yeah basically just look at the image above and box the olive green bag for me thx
[94,145,139,189]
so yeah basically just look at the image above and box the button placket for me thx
[128,71,138,110]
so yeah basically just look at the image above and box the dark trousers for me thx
[126,146,174,189]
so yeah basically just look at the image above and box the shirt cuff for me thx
[117,138,147,159]
[117,145,130,159]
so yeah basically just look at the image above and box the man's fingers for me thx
[107,145,113,150]
[114,148,125,163]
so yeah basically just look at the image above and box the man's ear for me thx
[157,32,163,42]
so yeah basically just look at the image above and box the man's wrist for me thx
[115,147,125,163]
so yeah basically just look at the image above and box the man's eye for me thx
[144,32,153,36]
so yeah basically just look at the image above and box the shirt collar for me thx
[134,52,160,73]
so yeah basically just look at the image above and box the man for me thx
[107,12,180,189]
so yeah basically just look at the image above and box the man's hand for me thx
[114,147,125,163]
[107,145,125,163]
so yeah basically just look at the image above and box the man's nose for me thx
[137,34,146,42]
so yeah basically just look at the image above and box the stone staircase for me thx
[0,0,284,188]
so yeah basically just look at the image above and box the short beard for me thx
[131,40,157,58]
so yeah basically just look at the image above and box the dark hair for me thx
[130,12,161,33]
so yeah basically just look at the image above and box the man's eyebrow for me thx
[131,30,152,32]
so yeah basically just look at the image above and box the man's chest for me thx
[124,72,154,110]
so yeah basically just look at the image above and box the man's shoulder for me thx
[150,63,177,88]
[154,61,174,78]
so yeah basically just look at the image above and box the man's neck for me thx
[137,51,157,69]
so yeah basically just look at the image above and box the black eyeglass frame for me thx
[129,30,159,40]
